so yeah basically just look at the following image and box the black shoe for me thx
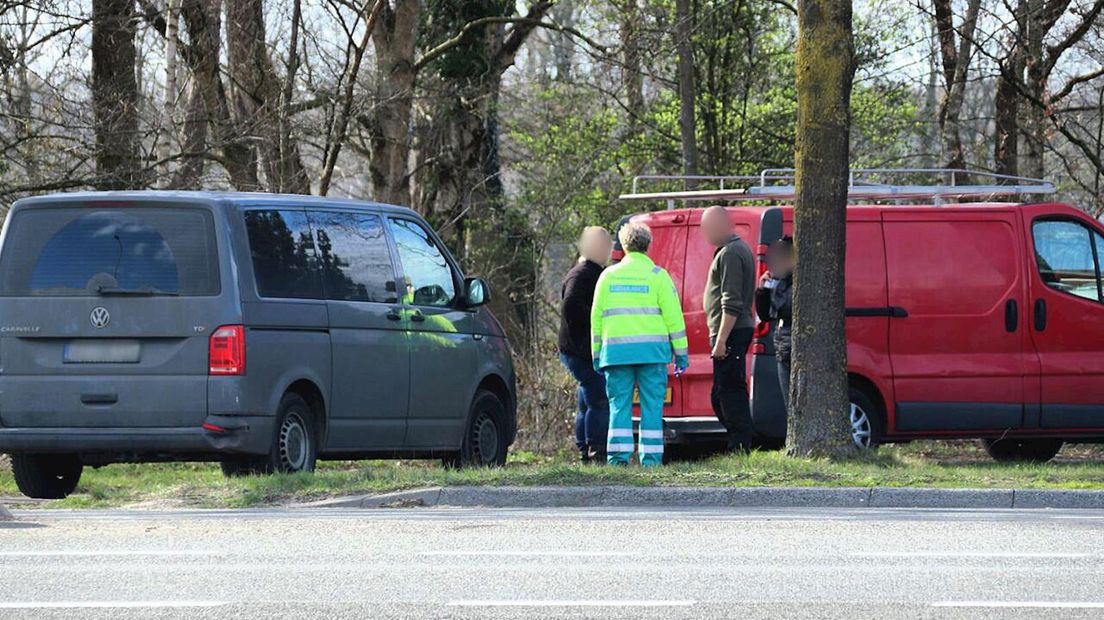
[579,448,592,464]
[587,446,607,465]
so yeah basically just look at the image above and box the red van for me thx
[616,171,1104,462]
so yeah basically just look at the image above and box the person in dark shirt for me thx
[700,206,757,454]
[558,227,613,463]
[755,236,794,408]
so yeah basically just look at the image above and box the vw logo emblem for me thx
[90,307,111,329]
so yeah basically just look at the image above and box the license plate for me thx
[64,340,141,363]
[633,387,674,406]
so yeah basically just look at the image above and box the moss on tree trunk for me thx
[787,0,857,459]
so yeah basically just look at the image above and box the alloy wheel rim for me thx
[850,402,872,449]
[280,413,309,471]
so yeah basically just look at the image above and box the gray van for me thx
[0,192,516,498]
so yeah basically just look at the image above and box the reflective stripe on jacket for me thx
[590,252,689,368]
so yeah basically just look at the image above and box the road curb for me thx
[296,485,1104,511]
[0,503,13,521]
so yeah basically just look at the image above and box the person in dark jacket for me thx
[559,227,613,463]
[701,206,757,454]
[755,236,794,408]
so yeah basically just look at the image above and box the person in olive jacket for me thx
[558,227,613,463]
[755,236,794,408]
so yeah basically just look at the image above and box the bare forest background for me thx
[2,0,1103,451]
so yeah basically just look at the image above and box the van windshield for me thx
[0,206,219,297]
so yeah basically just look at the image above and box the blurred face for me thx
[579,228,612,265]
[700,207,733,247]
[767,244,794,276]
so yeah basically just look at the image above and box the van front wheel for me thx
[982,438,1063,463]
[11,453,83,499]
[445,390,509,468]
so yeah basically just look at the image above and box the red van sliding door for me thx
[882,210,1031,433]
[1025,211,1104,430]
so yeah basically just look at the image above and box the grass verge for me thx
[1,441,1103,509]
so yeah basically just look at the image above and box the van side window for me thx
[243,209,323,299]
[307,211,398,303]
[1033,220,1104,303]
[387,218,456,307]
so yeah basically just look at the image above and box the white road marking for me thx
[857,552,1090,559]
[934,602,1104,609]
[420,551,637,557]
[0,551,214,558]
[448,600,696,607]
[0,601,228,609]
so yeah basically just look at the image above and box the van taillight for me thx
[209,325,245,376]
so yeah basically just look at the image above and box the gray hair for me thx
[618,221,652,254]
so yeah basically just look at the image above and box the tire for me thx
[221,393,318,477]
[982,438,1063,463]
[445,390,509,468]
[11,454,83,499]
[849,387,884,450]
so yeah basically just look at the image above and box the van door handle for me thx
[410,311,426,323]
[386,309,402,321]
[1034,299,1047,331]
[1004,299,1018,333]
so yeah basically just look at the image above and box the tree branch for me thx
[414,14,608,73]
[1051,66,1104,104]
[318,0,387,196]
[1044,0,1104,74]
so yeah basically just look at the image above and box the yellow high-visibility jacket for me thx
[590,252,688,369]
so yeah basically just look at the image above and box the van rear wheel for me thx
[445,390,509,468]
[220,393,318,477]
[11,454,83,499]
[849,388,883,450]
[982,438,1063,463]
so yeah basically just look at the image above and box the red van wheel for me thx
[848,388,883,450]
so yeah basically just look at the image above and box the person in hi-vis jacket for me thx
[590,222,689,466]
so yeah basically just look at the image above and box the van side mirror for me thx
[463,277,490,308]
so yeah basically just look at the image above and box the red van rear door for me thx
[882,209,1030,433]
[1022,206,1104,430]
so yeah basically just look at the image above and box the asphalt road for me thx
[2,506,1103,619]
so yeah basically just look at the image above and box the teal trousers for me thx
[604,363,668,466]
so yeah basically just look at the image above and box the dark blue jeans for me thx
[560,353,610,451]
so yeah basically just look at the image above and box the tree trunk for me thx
[175,0,260,190]
[994,0,1026,177]
[161,0,181,179]
[994,56,1023,176]
[226,0,310,193]
[92,0,142,189]
[932,0,980,170]
[171,82,209,188]
[787,0,856,459]
[674,0,698,177]
[367,0,419,206]
[1019,0,1048,179]
[620,0,644,131]
[551,0,574,80]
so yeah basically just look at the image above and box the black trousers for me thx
[711,327,755,452]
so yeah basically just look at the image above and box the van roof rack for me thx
[619,168,1057,209]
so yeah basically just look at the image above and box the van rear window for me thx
[0,207,219,296]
